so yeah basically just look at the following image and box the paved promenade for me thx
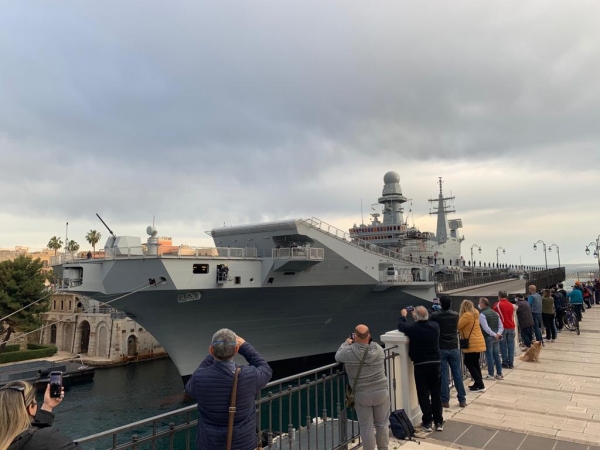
[388,304,600,449]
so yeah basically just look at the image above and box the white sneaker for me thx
[485,374,494,380]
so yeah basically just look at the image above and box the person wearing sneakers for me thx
[398,306,444,433]
[430,296,467,409]
[493,290,517,369]
[478,297,504,381]
[458,300,487,392]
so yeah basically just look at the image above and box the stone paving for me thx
[389,304,600,449]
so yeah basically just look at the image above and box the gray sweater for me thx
[335,342,388,393]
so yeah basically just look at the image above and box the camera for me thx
[349,333,355,341]
[406,306,415,313]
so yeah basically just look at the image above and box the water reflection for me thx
[40,358,191,440]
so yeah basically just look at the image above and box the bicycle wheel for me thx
[563,314,575,332]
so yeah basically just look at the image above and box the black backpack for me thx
[389,409,419,443]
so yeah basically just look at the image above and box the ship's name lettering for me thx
[178,292,202,303]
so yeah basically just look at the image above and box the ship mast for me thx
[428,177,455,244]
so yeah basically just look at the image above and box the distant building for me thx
[40,293,166,362]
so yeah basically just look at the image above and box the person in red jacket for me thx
[493,290,517,369]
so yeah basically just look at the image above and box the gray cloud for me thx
[1,1,599,263]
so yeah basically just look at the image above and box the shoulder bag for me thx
[459,312,476,349]
[226,367,241,450]
[345,346,369,409]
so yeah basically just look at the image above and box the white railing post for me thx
[380,330,421,424]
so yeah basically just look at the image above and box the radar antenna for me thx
[96,213,117,240]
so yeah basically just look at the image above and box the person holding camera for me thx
[0,380,79,450]
[335,325,389,450]
[185,329,272,450]
[397,306,444,432]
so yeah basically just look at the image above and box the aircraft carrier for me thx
[52,172,458,378]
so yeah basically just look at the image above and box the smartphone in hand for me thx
[49,371,63,398]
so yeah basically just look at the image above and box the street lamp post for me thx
[496,246,506,273]
[548,244,561,268]
[585,234,600,278]
[533,240,548,288]
[471,244,482,275]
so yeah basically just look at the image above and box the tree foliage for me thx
[0,255,48,334]
[85,230,102,256]
[47,236,63,256]
[66,240,80,253]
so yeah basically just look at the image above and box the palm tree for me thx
[66,240,80,254]
[47,236,63,256]
[85,230,102,256]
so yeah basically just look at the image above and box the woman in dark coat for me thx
[1,380,78,450]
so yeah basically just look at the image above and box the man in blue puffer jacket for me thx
[185,329,272,450]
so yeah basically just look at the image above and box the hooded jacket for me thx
[9,410,79,450]
[457,311,486,353]
[515,299,535,328]
[429,309,459,350]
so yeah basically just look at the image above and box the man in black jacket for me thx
[430,296,466,408]
[398,306,444,432]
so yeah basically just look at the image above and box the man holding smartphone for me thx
[398,306,444,432]
[335,325,389,450]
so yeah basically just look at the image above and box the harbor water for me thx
[41,357,191,440]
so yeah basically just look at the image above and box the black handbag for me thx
[344,346,369,409]
[460,313,476,349]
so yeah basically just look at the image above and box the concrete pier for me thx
[386,303,600,449]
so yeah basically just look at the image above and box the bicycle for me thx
[563,305,580,335]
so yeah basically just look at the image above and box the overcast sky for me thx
[1,1,599,266]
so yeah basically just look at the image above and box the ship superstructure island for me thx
[349,172,465,268]
[52,172,453,379]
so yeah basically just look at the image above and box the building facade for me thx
[40,293,167,362]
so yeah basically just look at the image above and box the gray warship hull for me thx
[89,284,433,376]
[53,217,436,378]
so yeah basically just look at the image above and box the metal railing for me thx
[272,247,325,261]
[437,272,514,293]
[300,218,428,268]
[50,246,260,266]
[76,347,399,450]
[525,267,566,290]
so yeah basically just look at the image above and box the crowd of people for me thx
[2,280,598,450]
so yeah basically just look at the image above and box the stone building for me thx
[40,293,166,362]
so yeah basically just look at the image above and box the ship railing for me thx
[300,217,425,267]
[75,347,399,450]
[50,246,260,266]
[272,247,325,260]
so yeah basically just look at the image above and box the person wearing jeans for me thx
[528,285,544,344]
[458,300,487,392]
[430,296,467,408]
[515,294,535,348]
[479,297,504,379]
[493,291,517,369]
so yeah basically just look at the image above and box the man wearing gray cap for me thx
[185,329,272,450]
